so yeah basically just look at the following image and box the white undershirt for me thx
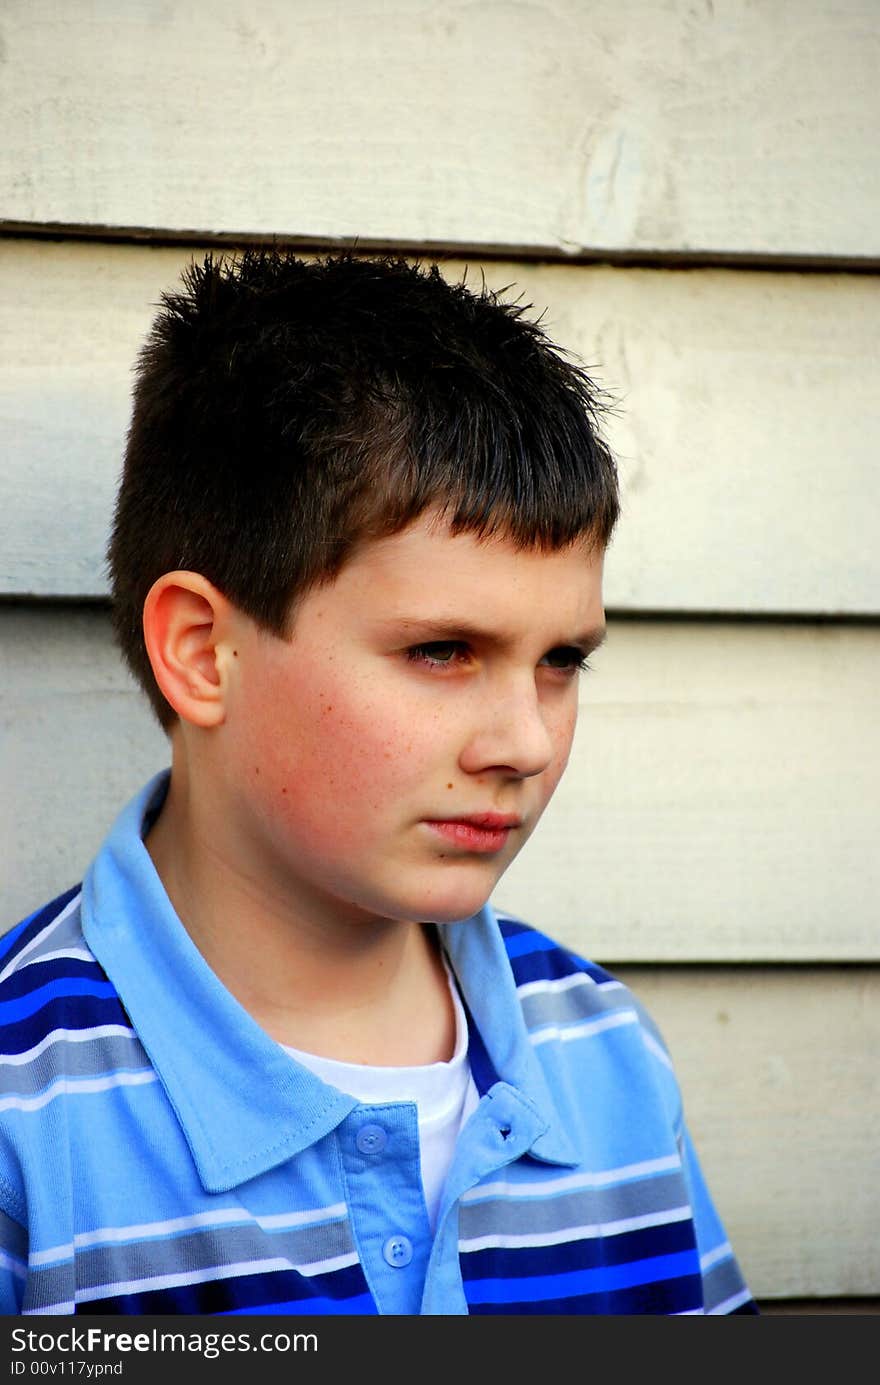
[283,959,480,1232]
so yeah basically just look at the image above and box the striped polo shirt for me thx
[0,773,757,1315]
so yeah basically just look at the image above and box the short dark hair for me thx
[108,248,620,728]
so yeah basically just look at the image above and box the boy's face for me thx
[214,510,605,929]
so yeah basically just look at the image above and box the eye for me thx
[540,646,592,674]
[406,641,469,668]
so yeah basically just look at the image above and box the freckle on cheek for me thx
[447,783,453,789]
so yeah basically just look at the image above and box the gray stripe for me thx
[703,1254,750,1311]
[459,1170,689,1240]
[23,1264,72,1313]
[520,981,636,1032]
[0,1204,26,1260]
[31,1215,355,1297]
[23,897,87,965]
[0,1033,149,1098]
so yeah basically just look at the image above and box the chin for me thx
[391,878,498,927]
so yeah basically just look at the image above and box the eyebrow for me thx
[375,618,608,655]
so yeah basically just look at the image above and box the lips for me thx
[444,813,522,830]
[423,813,521,853]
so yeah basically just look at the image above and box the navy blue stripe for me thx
[461,1217,696,1282]
[77,1264,375,1316]
[461,996,500,1096]
[1,957,108,1001]
[495,918,533,938]
[0,886,81,965]
[211,1263,373,1313]
[508,945,613,989]
[0,996,131,1055]
[730,1299,760,1314]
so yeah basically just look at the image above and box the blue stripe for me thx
[470,1274,706,1315]
[465,1249,701,1306]
[0,997,130,1055]
[501,931,560,960]
[221,1292,378,1316]
[0,978,118,1025]
[499,922,614,985]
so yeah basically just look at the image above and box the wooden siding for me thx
[2,242,878,613]
[499,618,879,962]
[3,607,876,963]
[618,966,880,1300]
[1,1,878,259]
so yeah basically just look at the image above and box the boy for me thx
[0,250,756,1315]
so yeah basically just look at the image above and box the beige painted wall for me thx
[3,608,876,964]
[2,1,878,257]
[3,243,878,612]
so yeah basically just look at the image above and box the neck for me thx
[144,763,456,1066]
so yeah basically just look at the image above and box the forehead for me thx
[313,510,605,637]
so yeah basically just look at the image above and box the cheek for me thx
[243,664,428,824]
[544,701,579,789]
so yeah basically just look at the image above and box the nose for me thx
[457,678,559,780]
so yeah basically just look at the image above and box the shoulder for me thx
[0,887,143,1217]
[494,909,619,988]
[492,908,683,1120]
[0,885,127,1059]
[1,884,88,986]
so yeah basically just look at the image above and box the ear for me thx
[142,572,236,728]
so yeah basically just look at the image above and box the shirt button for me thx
[383,1235,413,1268]
[355,1123,387,1155]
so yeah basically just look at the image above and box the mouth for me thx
[423,813,521,854]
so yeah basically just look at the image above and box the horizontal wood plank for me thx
[1,0,878,258]
[2,242,878,612]
[2,608,877,961]
[617,967,880,1299]
[499,618,879,961]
